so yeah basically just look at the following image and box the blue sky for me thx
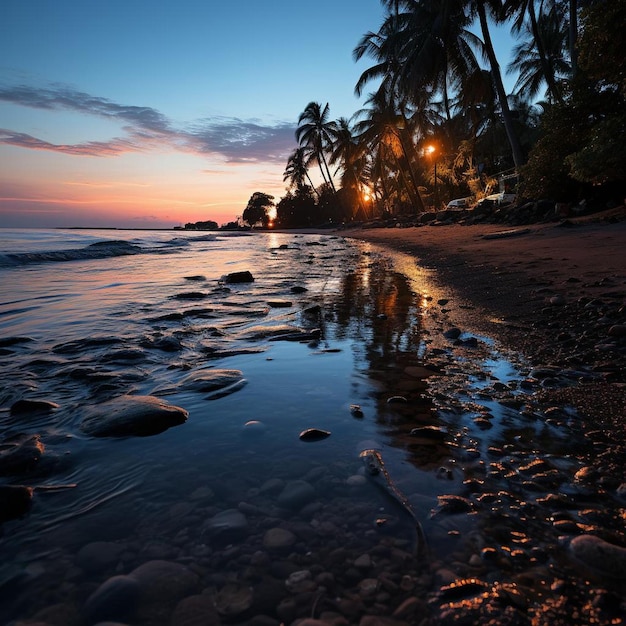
[0,0,515,228]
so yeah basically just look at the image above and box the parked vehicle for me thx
[445,197,472,210]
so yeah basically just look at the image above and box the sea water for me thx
[1,228,609,624]
[1,228,444,622]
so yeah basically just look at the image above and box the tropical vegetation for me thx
[229,0,625,229]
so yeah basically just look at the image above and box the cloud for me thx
[0,129,136,157]
[0,83,297,163]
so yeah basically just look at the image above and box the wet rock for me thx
[10,398,59,416]
[0,434,45,476]
[204,509,248,541]
[80,395,188,437]
[277,480,316,510]
[608,324,626,338]
[174,291,208,300]
[299,428,331,442]
[76,540,124,574]
[215,584,254,619]
[171,594,221,626]
[83,574,139,623]
[285,570,315,593]
[0,485,33,522]
[444,327,462,340]
[222,271,254,284]
[130,560,199,623]
[433,494,475,515]
[358,577,379,598]
[267,300,292,308]
[242,420,267,437]
[438,578,490,601]
[179,369,245,393]
[263,527,296,551]
[409,425,447,441]
[569,535,626,579]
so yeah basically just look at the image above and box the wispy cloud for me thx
[0,129,136,156]
[0,83,297,163]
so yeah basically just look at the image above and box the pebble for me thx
[299,428,331,442]
[277,480,315,510]
[569,535,626,579]
[263,528,296,551]
[203,509,248,541]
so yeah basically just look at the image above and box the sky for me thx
[1,1,516,229]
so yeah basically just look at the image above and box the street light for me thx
[426,145,438,209]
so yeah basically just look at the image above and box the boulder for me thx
[80,395,188,437]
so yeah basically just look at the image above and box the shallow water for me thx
[0,229,624,625]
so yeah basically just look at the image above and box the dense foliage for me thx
[197,0,626,229]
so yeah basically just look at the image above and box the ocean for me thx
[2,228,611,625]
[1,227,445,623]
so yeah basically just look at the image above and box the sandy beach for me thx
[340,209,626,429]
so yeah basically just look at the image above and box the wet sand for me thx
[339,214,626,424]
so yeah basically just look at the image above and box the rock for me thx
[76,541,124,574]
[171,594,221,626]
[285,570,315,593]
[299,428,331,442]
[215,583,254,618]
[354,554,371,568]
[179,369,244,393]
[444,327,462,339]
[222,271,254,284]
[346,475,367,487]
[83,574,139,623]
[409,425,447,441]
[204,509,248,541]
[80,395,188,437]
[0,485,33,522]
[267,300,292,308]
[277,480,316,510]
[263,528,296,550]
[10,399,59,416]
[569,535,626,579]
[0,434,45,476]
[358,578,379,598]
[608,324,626,338]
[242,420,267,436]
[130,560,199,623]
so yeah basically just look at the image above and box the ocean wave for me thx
[0,240,143,267]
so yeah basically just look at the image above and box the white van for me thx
[446,197,471,209]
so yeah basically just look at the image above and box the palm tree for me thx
[507,2,569,103]
[329,117,370,218]
[283,147,319,198]
[473,0,526,169]
[354,88,426,213]
[295,102,337,193]
[503,0,565,103]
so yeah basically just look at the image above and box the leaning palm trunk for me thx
[569,0,578,77]
[477,0,525,169]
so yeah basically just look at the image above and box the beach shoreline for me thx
[333,211,626,427]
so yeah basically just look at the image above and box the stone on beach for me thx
[0,485,33,522]
[204,509,249,541]
[277,480,316,510]
[0,433,45,476]
[179,368,244,392]
[80,395,188,437]
[299,428,331,442]
[569,534,626,579]
[10,398,59,416]
[221,270,254,283]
